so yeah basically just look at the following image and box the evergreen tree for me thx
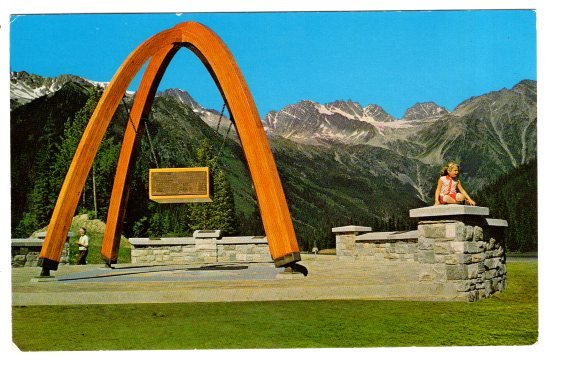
[46,85,121,219]
[50,87,102,213]
[15,114,59,236]
[186,139,238,235]
[477,159,537,252]
[211,169,238,235]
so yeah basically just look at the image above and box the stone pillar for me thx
[193,230,221,262]
[332,225,372,260]
[409,205,508,301]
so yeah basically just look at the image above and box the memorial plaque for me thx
[149,167,213,203]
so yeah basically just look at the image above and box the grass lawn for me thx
[67,229,131,265]
[12,261,537,350]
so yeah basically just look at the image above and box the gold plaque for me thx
[149,167,213,203]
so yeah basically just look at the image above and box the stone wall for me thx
[333,206,508,302]
[11,231,72,267]
[129,230,271,264]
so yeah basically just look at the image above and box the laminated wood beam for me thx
[40,22,300,270]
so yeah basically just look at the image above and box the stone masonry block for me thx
[455,222,467,241]
[434,254,445,263]
[417,250,436,264]
[445,222,464,239]
[446,265,468,280]
[464,242,485,254]
[458,253,473,264]
[13,255,26,263]
[473,226,484,241]
[467,263,480,279]
[384,253,400,260]
[451,242,465,253]
[396,243,409,254]
[195,242,217,251]
[486,238,496,251]
[131,249,147,256]
[419,223,447,238]
[403,253,416,261]
[444,254,458,265]
[478,288,486,299]
[466,291,480,302]
[484,269,499,280]
[465,226,474,241]
[484,257,502,270]
[456,279,476,292]
[445,223,456,239]
[477,262,486,273]
[433,241,452,254]
[484,279,496,295]
[471,253,485,263]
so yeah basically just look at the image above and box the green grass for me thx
[67,232,131,265]
[12,261,537,350]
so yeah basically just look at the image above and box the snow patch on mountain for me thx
[262,99,434,147]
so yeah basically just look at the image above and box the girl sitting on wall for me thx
[434,161,476,206]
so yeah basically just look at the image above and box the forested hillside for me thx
[477,159,537,252]
[10,73,538,252]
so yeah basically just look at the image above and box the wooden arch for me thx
[39,22,300,271]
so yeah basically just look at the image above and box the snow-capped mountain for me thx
[156,89,234,131]
[262,99,435,147]
[10,72,537,174]
[10,71,537,245]
[10,72,232,132]
[11,72,91,108]
[11,71,122,109]
[402,102,448,120]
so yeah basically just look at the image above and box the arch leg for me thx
[39,29,182,269]
[101,45,179,263]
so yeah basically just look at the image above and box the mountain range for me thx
[10,71,537,250]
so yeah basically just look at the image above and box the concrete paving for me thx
[11,253,471,305]
[14,253,535,306]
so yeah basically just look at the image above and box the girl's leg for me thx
[442,194,457,204]
[456,193,466,203]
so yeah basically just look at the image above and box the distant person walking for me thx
[434,162,476,206]
[76,227,89,265]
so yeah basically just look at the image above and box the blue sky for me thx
[10,10,536,119]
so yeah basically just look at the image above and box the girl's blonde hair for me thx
[440,161,459,176]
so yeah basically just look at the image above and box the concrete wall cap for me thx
[409,205,489,218]
[193,230,221,238]
[485,218,508,227]
[34,231,74,239]
[332,225,372,233]
[217,236,268,245]
[356,230,419,241]
[11,238,44,247]
[129,237,196,246]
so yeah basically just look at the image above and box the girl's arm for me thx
[434,178,442,205]
[457,182,476,205]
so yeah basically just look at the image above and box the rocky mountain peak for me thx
[323,100,395,123]
[157,88,234,132]
[511,80,537,102]
[402,102,448,121]
[363,104,396,123]
[157,88,202,111]
[10,71,97,108]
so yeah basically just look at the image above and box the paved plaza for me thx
[11,254,475,305]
